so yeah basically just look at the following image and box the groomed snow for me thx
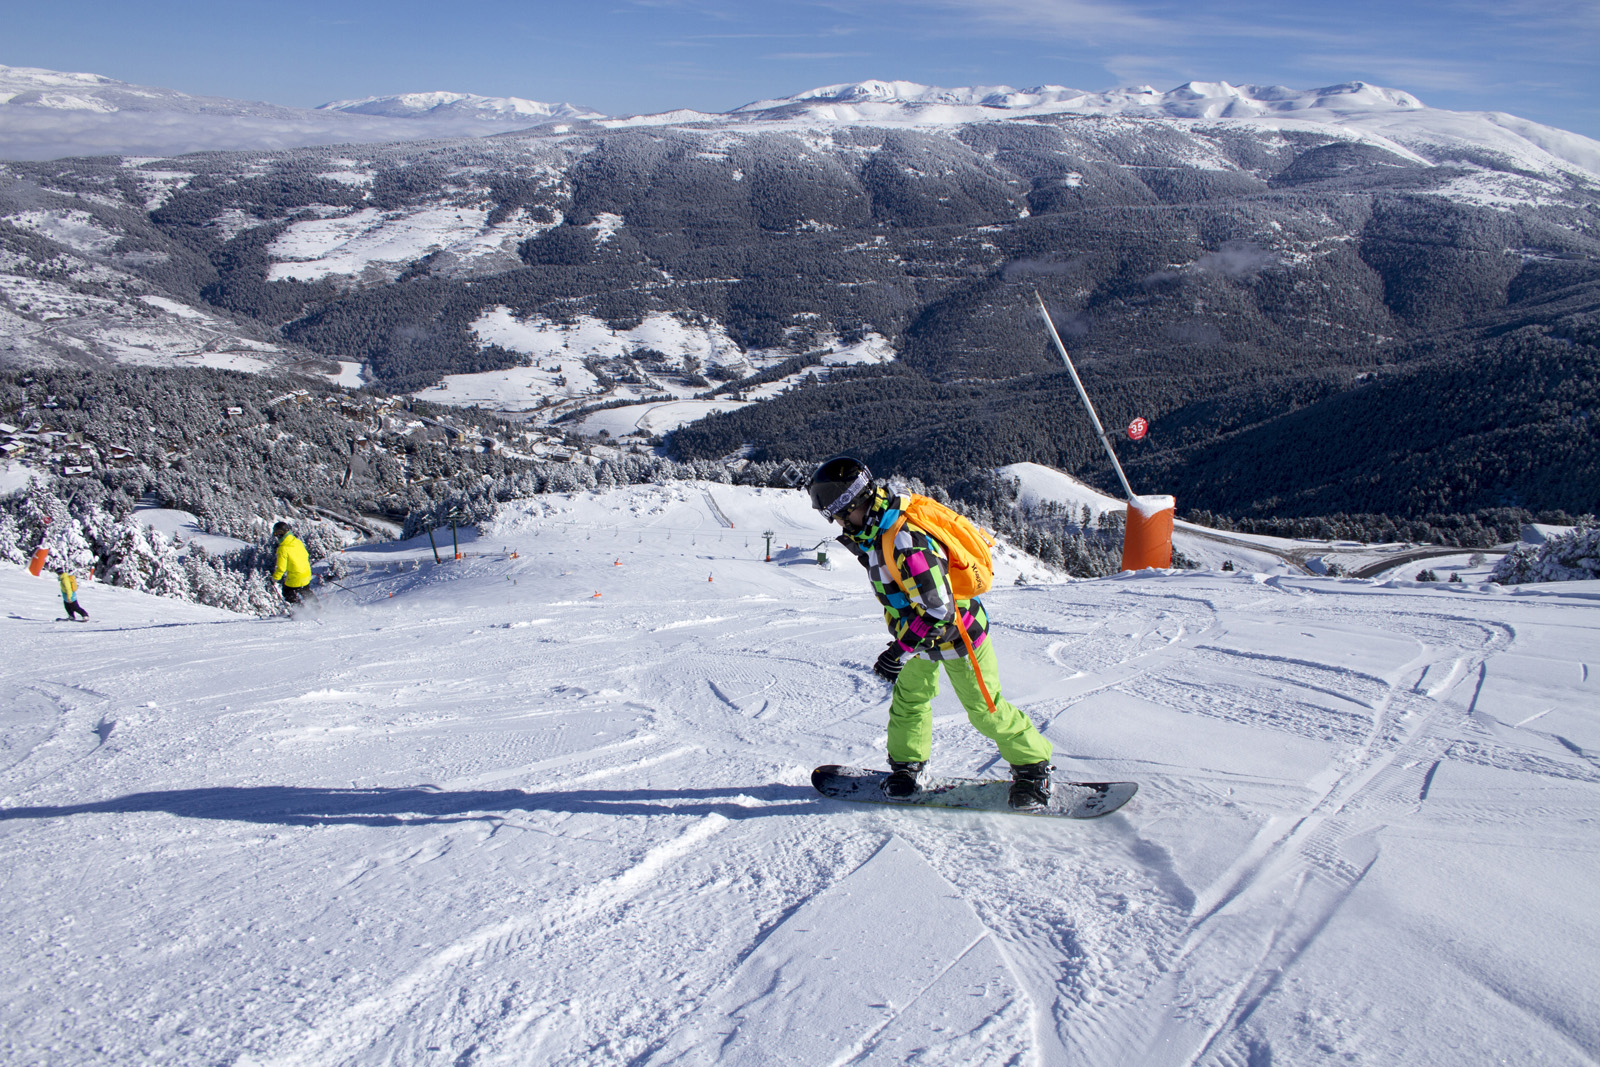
[3,481,1597,1065]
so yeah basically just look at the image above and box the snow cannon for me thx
[1034,293,1175,573]
[1121,495,1175,571]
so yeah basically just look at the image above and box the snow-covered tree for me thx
[297,521,347,563]
[1491,519,1600,584]
[0,510,27,565]
[183,544,239,609]
[103,519,161,592]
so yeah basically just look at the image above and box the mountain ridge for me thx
[2,65,1598,521]
[0,64,602,160]
[316,90,602,123]
[5,63,1598,181]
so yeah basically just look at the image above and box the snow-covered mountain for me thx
[727,77,1426,119]
[318,89,602,124]
[5,63,1599,184]
[2,480,1597,1064]
[705,78,1600,182]
[0,64,317,119]
[0,64,601,160]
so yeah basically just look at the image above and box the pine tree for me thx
[0,511,26,565]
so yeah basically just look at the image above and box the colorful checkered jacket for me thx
[844,489,989,662]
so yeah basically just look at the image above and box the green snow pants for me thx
[885,635,1053,767]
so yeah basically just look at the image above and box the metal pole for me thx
[1034,291,1137,501]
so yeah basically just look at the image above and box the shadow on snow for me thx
[0,782,822,828]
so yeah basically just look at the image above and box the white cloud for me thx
[909,0,1170,42]
[1299,53,1488,95]
[765,52,873,61]
[1103,53,1198,88]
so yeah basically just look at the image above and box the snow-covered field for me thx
[0,243,292,373]
[425,308,898,434]
[2,482,1597,1066]
[265,207,551,284]
[133,506,254,556]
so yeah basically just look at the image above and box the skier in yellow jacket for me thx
[271,521,317,608]
[56,568,89,621]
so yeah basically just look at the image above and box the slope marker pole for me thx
[1034,290,1136,500]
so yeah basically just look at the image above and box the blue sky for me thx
[4,0,1598,138]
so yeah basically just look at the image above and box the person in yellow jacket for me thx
[56,568,89,621]
[271,521,317,607]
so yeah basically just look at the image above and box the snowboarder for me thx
[56,568,89,621]
[808,456,1056,809]
[270,521,317,610]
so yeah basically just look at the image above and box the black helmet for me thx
[272,520,290,537]
[808,455,873,518]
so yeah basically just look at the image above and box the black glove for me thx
[874,644,905,683]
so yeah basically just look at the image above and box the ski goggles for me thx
[820,470,871,518]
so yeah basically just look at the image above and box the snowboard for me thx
[811,764,1137,819]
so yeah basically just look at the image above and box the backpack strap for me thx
[953,605,998,715]
[878,510,917,602]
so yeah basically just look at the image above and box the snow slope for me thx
[133,506,254,556]
[2,481,1598,1066]
[1003,460,1127,521]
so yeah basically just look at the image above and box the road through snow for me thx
[2,482,1597,1066]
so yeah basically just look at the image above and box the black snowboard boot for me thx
[1009,761,1054,810]
[884,759,926,797]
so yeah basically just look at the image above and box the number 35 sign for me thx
[1127,417,1149,441]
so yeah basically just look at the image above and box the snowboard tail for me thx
[811,764,1137,819]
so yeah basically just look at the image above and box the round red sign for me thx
[1127,417,1149,441]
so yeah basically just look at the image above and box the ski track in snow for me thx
[2,483,1599,1066]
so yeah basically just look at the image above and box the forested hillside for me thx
[672,308,1600,523]
[0,365,804,612]
[0,366,779,540]
[1,365,1150,611]
[2,108,1598,522]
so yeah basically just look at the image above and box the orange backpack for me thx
[879,494,996,601]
